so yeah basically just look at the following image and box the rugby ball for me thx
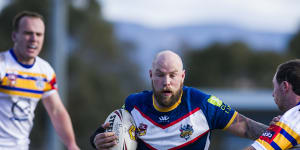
[104,109,137,150]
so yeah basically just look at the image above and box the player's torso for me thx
[127,89,212,150]
[0,50,54,145]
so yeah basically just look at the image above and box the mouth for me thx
[28,45,37,50]
[162,89,172,96]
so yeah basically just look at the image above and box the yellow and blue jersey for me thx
[252,103,300,150]
[125,86,237,150]
[0,49,57,146]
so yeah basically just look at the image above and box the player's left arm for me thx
[226,112,268,140]
[42,91,80,150]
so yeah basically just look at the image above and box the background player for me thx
[245,59,300,150]
[0,11,79,150]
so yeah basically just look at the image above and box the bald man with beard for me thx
[90,50,268,150]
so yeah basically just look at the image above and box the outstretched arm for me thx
[42,91,80,150]
[226,112,268,140]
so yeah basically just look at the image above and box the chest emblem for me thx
[180,124,194,140]
[35,77,45,90]
[7,72,18,87]
[137,123,148,136]
[158,115,169,123]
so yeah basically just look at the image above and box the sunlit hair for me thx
[276,59,300,95]
[13,11,44,32]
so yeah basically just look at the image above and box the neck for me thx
[12,48,35,65]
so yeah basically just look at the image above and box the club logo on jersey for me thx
[128,125,136,140]
[7,72,18,87]
[137,123,148,136]
[180,124,194,140]
[10,97,31,121]
[259,125,281,144]
[158,115,169,123]
[35,77,45,90]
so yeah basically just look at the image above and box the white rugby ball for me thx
[104,109,137,150]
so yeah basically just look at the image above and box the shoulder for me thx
[0,50,9,63]
[125,90,152,111]
[0,51,9,79]
[35,56,54,69]
[126,90,152,103]
[35,57,56,78]
[183,86,211,103]
[280,104,300,131]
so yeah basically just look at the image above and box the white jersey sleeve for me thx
[252,104,300,150]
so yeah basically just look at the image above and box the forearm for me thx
[227,113,268,140]
[242,115,268,140]
[50,108,78,148]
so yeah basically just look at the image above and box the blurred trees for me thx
[183,41,290,89]
[288,28,300,58]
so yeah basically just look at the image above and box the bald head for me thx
[150,50,185,109]
[151,50,184,71]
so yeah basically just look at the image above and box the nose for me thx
[163,75,171,87]
[29,33,37,41]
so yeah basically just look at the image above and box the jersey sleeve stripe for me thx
[273,133,294,150]
[223,111,237,130]
[276,122,300,144]
[270,141,281,150]
[280,129,298,146]
[256,139,276,150]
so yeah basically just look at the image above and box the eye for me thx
[155,72,164,77]
[24,31,32,35]
[157,73,164,77]
[36,33,43,37]
[170,73,177,78]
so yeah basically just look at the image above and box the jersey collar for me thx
[9,48,35,69]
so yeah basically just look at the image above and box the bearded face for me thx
[152,81,183,108]
[150,50,185,109]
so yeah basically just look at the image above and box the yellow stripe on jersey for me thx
[1,77,50,91]
[0,89,42,99]
[13,70,47,78]
[272,133,294,149]
[256,139,276,150]
[223,111,237,130]
[275,121,300,147]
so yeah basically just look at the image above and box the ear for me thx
[281,81,290,93]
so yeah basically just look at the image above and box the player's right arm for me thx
[226,113,268,140]
[90,123,118,150]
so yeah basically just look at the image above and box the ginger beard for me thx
[152,82,183,108]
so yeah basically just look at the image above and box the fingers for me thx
[269,115,281,126]
[94,123,118,150]
[102,122,111,129]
